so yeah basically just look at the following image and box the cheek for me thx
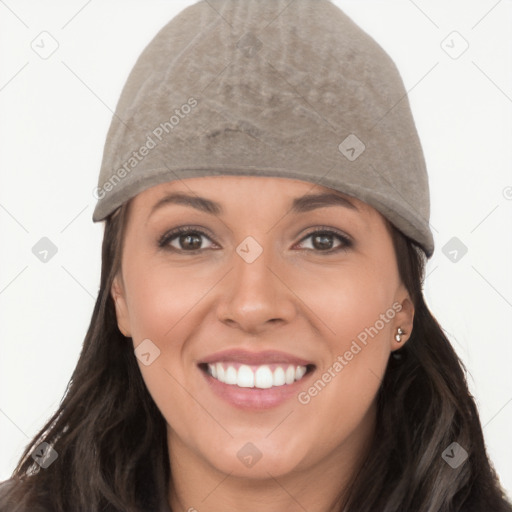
[293,262,396,430]
[123,260,215,341]
[123,262,219,436]
[296,257,397,349]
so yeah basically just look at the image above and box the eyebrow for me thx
[149,191,358,219]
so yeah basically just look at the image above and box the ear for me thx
[111,273,132,338]
[390,285,415,351]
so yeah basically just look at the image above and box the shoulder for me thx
[0,478,50,512]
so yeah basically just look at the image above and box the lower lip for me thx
[200,366,314,410]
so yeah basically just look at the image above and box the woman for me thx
[1,0,510,510]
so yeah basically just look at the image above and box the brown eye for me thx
[158,227,215,252]
[297,229,352,253]
[157,226,352,254]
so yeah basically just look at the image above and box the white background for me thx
[0,0,511,498]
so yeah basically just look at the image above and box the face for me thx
[111,176,414,482]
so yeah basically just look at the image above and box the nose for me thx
[216,239,296,334]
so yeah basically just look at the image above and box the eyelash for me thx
[157,225,353,254]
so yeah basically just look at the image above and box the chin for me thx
[200,436,311,479]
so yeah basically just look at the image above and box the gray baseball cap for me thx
[92,0,435,258]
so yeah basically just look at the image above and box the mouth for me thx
[198,361,315,389]
[197,349,316,409]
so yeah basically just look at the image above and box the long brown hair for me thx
[2,203,511,512]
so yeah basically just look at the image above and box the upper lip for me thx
[199,349,313,367]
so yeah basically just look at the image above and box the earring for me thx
[395,327,404,343]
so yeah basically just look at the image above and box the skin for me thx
[111,175,414,512]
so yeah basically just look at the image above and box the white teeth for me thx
[238,365,255,388]
[273,366,286,386]
[254,365,273,389]
[285,365,295,385]
[295,365,307,380]
[225,366,237,385]
[205,362,309,389]
[216,362,225,382]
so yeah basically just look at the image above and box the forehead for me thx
[116,176,396,254]
[130,175,373,214]
[120,176,393,241]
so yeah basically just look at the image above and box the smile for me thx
[205,362,309,389]
[198,349,316,409]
